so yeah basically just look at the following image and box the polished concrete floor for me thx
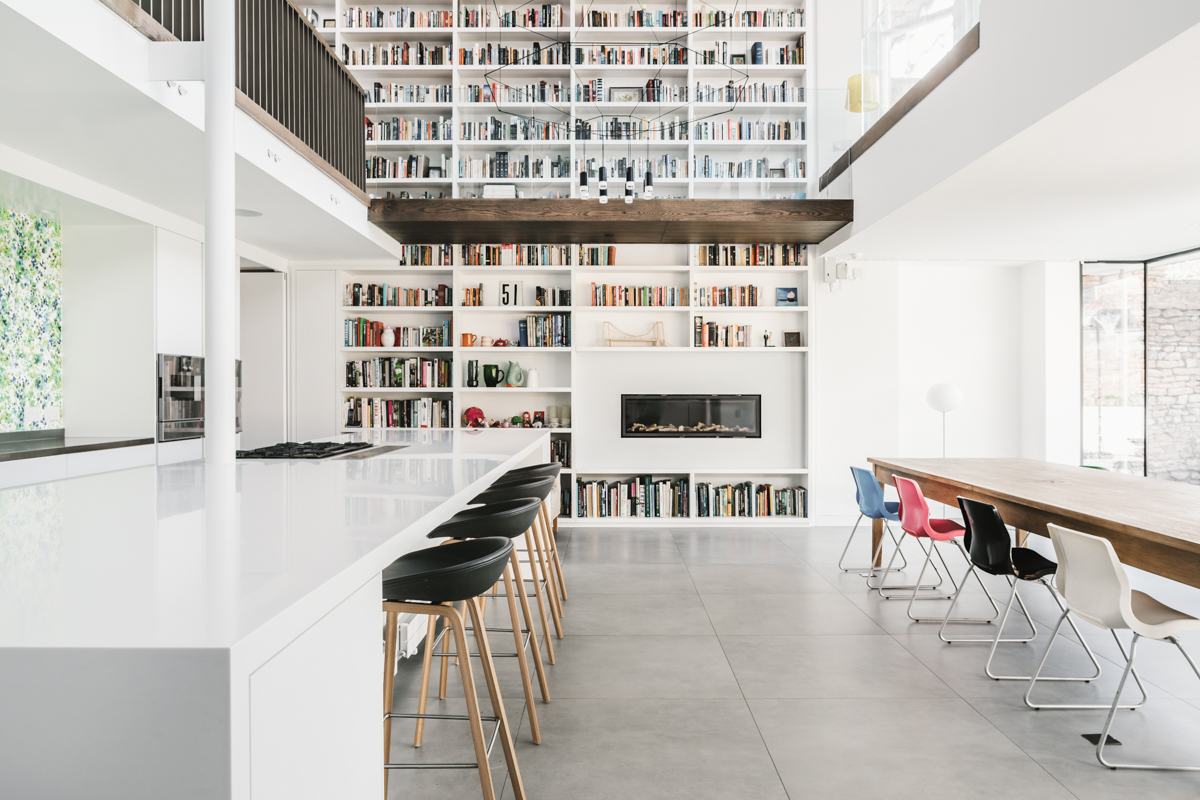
[386,525,1200,799]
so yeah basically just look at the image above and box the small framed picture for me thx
[769,168,786,179]
[428,167,443,179]
[783,331,803,348]
[775,287,799,306]
[731,54,746,65]
[322,19,336,28]
[610,87,643,103]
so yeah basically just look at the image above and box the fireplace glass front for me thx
[622,394,761,438]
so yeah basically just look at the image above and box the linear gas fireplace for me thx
[622,394,761,438]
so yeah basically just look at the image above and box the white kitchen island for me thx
[0,428,549,800]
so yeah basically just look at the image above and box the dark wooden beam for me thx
[819,23,981,192]
[368,199,853,245]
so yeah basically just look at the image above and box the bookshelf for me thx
[304,0,812,199]
[326,241,810,526]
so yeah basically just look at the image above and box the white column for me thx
[204,0,237,463]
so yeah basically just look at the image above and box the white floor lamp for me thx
[926,383,963,458]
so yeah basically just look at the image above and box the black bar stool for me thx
[416,498,549,747]
[495,464,569,605]
[382,537,526,800]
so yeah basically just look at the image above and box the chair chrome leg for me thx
[939,573,1037,645]
[875,534,948,599]
[907,539,998,623]
[839,515,909,574]
[1024,610,1145,710]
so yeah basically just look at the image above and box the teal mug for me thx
[483,364,505,387]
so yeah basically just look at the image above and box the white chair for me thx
[1032,523,1200,771]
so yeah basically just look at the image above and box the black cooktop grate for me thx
[236,441,375,460]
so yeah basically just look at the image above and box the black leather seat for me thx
[428,498,542,541]
[383,537,512,603]
[495,463,562,485]
[473,475,556,505]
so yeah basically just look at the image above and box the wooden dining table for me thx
[868,457,1200,589]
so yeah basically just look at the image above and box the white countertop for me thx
[0,429,547,652]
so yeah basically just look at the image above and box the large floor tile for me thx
[749,697,1077,800]
[555,592,714,635]
[504,699,788,800]
[670,529,804,564]
[686,562,839,594]
[967,696,1200,799]
[558,562,696,595]
[561,529,683,564]
[536,635,743,698]
[700,591,886,635]
[720,634,956,699]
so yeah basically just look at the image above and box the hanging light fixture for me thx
[625,166,634,203]
[598,166,608,204]
[846,74,880,113]
[643,171,654,199]
[579,171,589,199]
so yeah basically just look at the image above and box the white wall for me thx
[240,272,288,449]
[155,229,204,357]
[61,224,156,438]
[1020,261,1082,463]
[292,270,337,441]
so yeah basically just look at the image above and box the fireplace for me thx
[622,394,761,438]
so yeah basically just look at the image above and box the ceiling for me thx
[0,4,396,262]
[828,21,1200,262]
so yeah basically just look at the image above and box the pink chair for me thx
[893,476,999,624]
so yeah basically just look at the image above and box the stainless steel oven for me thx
[157,354,204,442]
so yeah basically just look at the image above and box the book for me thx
[752,42,763,65]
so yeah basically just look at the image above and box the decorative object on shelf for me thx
[731,54,746,65]
[428,167,442,179]
[547,404,559,428]
[769,168,786,179]
[610,87,642,103]
[483,364,505,387]
[783,331,802,348]
[764,332,773,347]
[499,281,524,306]
[526,367,541,388]
[522,411,532,428]
[534,411,545,426]
[561,404,571,428]
[602,321,669,347]
[511,415,524,427]
[505,361,526,387]
[775,287,799,306]
[846,73,881,113]
[463,406,486,428]
[461,332,478,347]
[466,360,480,387]
[380,326,395,348]
[493,337,511,347]
[481,336,495,347]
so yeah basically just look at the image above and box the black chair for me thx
[382,537,527,800]
[494,464,569,603]
[418,498,550,747]
[943,497,1103,684]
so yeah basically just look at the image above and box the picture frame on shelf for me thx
[775,287,799,306]
[783,331,803,348]
[610,87,643,103]
[428,167,443,179]
[769,168,786,179]
[731,54,746,65]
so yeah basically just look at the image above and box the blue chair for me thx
[841,467,909,578]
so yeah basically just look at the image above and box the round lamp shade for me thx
[846,73,880,113]
[926,383,963,413]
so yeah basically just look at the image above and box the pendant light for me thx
[624,166,634,203]
[598,166,608,203]
[579,171,589,199]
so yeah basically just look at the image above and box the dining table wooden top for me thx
[868,458,1200,586]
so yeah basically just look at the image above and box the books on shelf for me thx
[345,282,451,307]
[342,43,452,67]
[694,244,806,267]
[551,437,570,468]
[344,396,453,429]
[465,81,567,104]
[367,153,449,180]
[366,115,452,142]
[574,43,688,66]
[459,118,570,142]
[535,286,571,307]
[692,117,805,141]
[459,42,570,66]
[459,4,566,28]
[345,357,452,388]
[694,284,762,307]
[460,155,569,180]
[581,8,687,28]
[694,155,804,180]
[695,481,807,517]
[578,245,617,267]
[590,284,683,307]
[693,8,804,29]
[696,81,804,104]
[577,155,688,180]
[344,7,454,29]
[576,475,689,518]
[693,316,752,347]
[345,318,453,348]
[518,313,572,347]
[369,82,453,104]
[460,244,571,266]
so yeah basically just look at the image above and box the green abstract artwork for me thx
[0,208,62,432]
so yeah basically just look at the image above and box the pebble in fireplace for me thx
[622,394,762,438]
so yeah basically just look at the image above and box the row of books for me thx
[576,476,690,518]
[695,285,763,307]
[459,154,569,180]
[550,438,571,468]
[344,397,453,429]
[694,9,804,28]
[517,314,572,347]
[345,319,453,348]
[694,244,806,267]
[692,118,804,142]
[579,245,618,267]
[366,116,452,142]
[698,81,804,104]
[367,153,449,180]
[581,9,688,28]
[575,117,687,141]
[460,43,570,66]
[345,357,452,389]
[345,282,452,307]
[460,244,572,265]
[589,284,685,307]
[693,316,754,347]
[344,7,453,29]
[342,43,452,67]
[399,244,454,266]
[695,482,807,517]
[698,39,804,65]
[369,82,452,104]
[459,4,566,28]
[535,286,571,306]
[694,156,804,180]
[464,82,567,104]
[459,117,569,141]
[579,155,688,180]
[574,44,688,66]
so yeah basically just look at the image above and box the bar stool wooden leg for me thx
[501,562,542,743]
[524,527,563,647]
[511,548,554,670]
[466,597,528,800]
[504,561,549,702]
[413,613,437,747]
[529,520,564,633]
[438,607,452,699]
[444,602,497,800]
[383,609,399,795]
[541,501,568,602]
